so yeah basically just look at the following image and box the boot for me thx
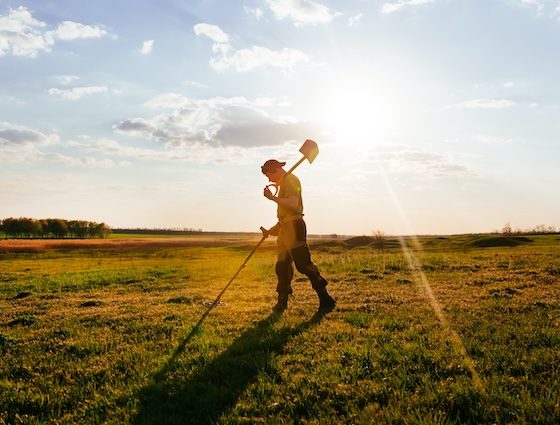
[272,293,288,314]
[316,287,336,312]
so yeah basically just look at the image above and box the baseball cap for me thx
[261,159,286,173]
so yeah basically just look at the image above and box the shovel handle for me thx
[264,147,311,197]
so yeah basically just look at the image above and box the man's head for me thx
[261,159,286,183]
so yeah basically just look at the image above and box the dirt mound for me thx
[343,236,374,249]
[468,236,533,248]
[312,240,344,248]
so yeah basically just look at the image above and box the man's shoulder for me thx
[284,174,300,186]
[279,173,301,195]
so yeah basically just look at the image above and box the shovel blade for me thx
[299,139,319,163]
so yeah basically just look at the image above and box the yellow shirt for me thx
[277,174,303,221]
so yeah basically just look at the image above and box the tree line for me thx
[501,222,558,235]
[0,218,111,239]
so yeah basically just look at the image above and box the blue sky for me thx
[1,0,559,235]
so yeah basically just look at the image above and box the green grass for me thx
[0,236,559,424]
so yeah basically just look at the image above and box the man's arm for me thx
[263,187,299,210]
[260,222,280,238]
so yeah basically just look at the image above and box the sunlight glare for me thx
[318,79,397,146]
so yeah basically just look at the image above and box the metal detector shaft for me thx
[210,228,268,307]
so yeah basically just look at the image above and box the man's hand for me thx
[260,226,269,239]
[263,185,276,200]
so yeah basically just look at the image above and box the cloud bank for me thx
[381,0,435,15]
[48,86,109,100]
[0,6,110,58]
[114,96,318,148]
[0,122,59,146]
[265,0,337,26]
[194,22,308,72]
[369,145,474,178]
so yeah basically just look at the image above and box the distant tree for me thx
[78,221,90,238]
[39,219,49,238]
[533,224,546,234]
[26,218,42,238]
[67,220,79,238]
[372,230,386,249]
[87,221,97,238]
[95,222,111,238]
[3,218,22,238]
[502,222,513,235]
[47,219,68,238]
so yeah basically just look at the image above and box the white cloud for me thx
[182,80,207,89]
[52,21,108,40]
[194,23,230,44]
[70,137,261,165]
[0,122,129,167]
[0,6,53,57]
[113,96,318,148]
[140,39,154,55]
[70,138,190,161]
[210,45,309,72]
[0,122,59,146]
[194,23,308,72]
[503,81,515,88]
[70,139,272,165]
[457,98,516,109]
[40,152,131,168]
[56,74,80,85]
[347,13,363,27]
[0,6,110,58]
[0,122,60,163]
[265,0,336,25]
[519,0,545,14]
[370,145,474,177]
[515,0,560,18]
[143,93,190,109]
[381,0,435,15]
[244,6,264,19]
[48,86,109,100]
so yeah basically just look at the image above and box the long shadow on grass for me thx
[134,311,325,424]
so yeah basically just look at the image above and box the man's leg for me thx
[290,221,336,312]
[291,245,336,311]
[274,241,293,312]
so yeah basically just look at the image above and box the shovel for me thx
[266,139,319,195]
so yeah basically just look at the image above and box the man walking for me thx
[261,159,336,313]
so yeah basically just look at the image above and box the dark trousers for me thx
[276,219,327,295]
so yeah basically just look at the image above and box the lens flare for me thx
[379,167,485,393]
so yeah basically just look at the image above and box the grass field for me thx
[1,234,559,424]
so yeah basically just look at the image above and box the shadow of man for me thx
[134,311,325,425]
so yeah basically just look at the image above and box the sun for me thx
[317,79,397,145]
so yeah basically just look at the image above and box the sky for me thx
[1,0,559,235]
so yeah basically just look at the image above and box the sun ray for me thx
[378,166,485,393]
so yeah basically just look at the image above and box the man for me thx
[261,159,336,313]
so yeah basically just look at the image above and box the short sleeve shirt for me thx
[277,174,303,220]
